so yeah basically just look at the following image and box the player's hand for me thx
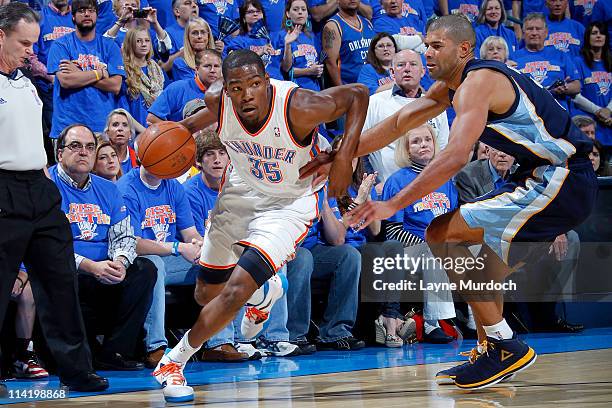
[328,156,353,197]
[299,150,335,187]
[179,242,202,264]
[93,260,125,285]
[549,234,568,261]
[345,200,397,231]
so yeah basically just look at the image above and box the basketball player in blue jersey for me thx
[304,14,597,390]
[150,49,369,402]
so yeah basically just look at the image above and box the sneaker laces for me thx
[245,306,269,323]
[460,340,492,364]
[152,362,185,386]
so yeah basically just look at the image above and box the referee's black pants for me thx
[0,169,93,381]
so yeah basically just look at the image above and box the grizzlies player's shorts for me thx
[198,165,324,284]
[459,157,597,266]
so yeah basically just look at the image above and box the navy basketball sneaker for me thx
[454,334,536,390]
[436,344,517,385]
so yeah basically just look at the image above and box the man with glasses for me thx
[49,124,157,371]
[0,2,108,392]
[46,0,124,141]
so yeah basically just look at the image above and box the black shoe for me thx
[94,353,144,371]
[423,327,454,344]
[0,382,7,398]
[544,318,584,333]
[61,372,109,392]
[293,339,316,355]
[317,336,365,351]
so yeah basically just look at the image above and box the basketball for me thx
[137,121,196,179]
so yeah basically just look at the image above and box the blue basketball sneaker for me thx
[436,344,517,385]
[454,335,536,390]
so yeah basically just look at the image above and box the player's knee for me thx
[218,281,252,312]
[193,279,221,306]
[425,217,447,244]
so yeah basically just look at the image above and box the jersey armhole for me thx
[285,87,315,148]
[215,94,225,134]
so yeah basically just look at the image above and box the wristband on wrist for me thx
[94,70,100,81]
[172,241,180,256]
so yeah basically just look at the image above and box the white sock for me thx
[466,307,477,330]
[483,319,513,340]
[424,319,439,335]
[167,330,202,363]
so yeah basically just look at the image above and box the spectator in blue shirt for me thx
[382,124,457,344]
[475,0,519,57]
[358,32,397,94]
[102,0,172,57]
[573,22,612,145]
[93,140,123,181]
[51,124,156,370]
[590,0,611,42]
[117,163,204,368]
[236,0,285,32]
[148,49,222,123]
[120,27,167,126]
[373,0,427,36]
[280,0,324,91]
[309,0,373,37]
[515,13,581,111]
[545,0,585,56]
[225,0,284,80]
[439,0,480,22]
[46,0,124,138]
[103,109,141,174]
[147,0,175,28]
[568,0,599,26]
[166,0,199,54]
[164,17,223,81]
[197,0,238,39]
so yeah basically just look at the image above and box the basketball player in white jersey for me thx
[152,49,369,402]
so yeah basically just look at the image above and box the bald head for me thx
[426,14,475,48]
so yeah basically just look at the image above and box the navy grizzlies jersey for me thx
[449,59,593,170]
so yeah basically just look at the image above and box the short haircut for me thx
[195,48,222,67]
[222,49,265,80]
[572,115,596,129]
[479,36,509,60]
[523,12,547,28]
[56,124,97,160]
[394,124,438,168]
[0,2,40,34]
[195,129,226,164]
[426,14,475,49]
[71,0,98,16]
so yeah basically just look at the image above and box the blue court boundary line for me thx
[2,327,611,404]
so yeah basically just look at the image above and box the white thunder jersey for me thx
[217,79,321,198]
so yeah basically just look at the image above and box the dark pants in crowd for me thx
[0,169,93,381]
[78,257,156,359]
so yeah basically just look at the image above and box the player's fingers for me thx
[299,159,320,179]
[311,173,328,188]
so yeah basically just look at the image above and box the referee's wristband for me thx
[171,241,180,256]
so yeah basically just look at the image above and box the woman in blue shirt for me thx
[280,0,323,91]
[225,0,283,80]
[120,27,167,127]
[574,22,612,146]
[357,32,397,95]
[474,0,518,58]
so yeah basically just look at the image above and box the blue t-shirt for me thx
[569,0,599,25]
[167,22,186,55]
[544,17,585,57]
[183,173,220,236]
[575,58,612,145]
[116,168,195,242]
[373,13,424,36]
[517,0,546,20]
[513,46,580,111]
[148,76,206,121]
[36,5,75,67]
[235,0,286,33]
[147,0,174,28]
[357,64,394,95]
[475,23,519,57]
[225,33,284,80]
[382,166,458,240]
[47,32,125,138]
[50,165,128,262]
[119,65,169,126]
[198,0,239,39]
[327,13,375,84]
[283,31,321,91]
[171,57,196,82]
[591,0,612,42]
[447,0,480,22]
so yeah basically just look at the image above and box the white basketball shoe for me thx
[241,274,288,339]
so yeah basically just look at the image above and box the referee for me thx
[0,3,107,391]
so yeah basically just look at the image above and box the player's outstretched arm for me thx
[354,81,450,158]
[179,80,223,134]
[291,84,370,197]
[347,73,493,228]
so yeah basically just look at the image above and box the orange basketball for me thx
[137,121,196,179]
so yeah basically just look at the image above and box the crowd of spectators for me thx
[1,0,610,380]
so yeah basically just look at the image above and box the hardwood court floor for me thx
[13,348,612,408]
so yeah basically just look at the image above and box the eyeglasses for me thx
[376,43,395,49]
[76,7,97,15]
[62,142,97,153]
[246,9,262,15]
